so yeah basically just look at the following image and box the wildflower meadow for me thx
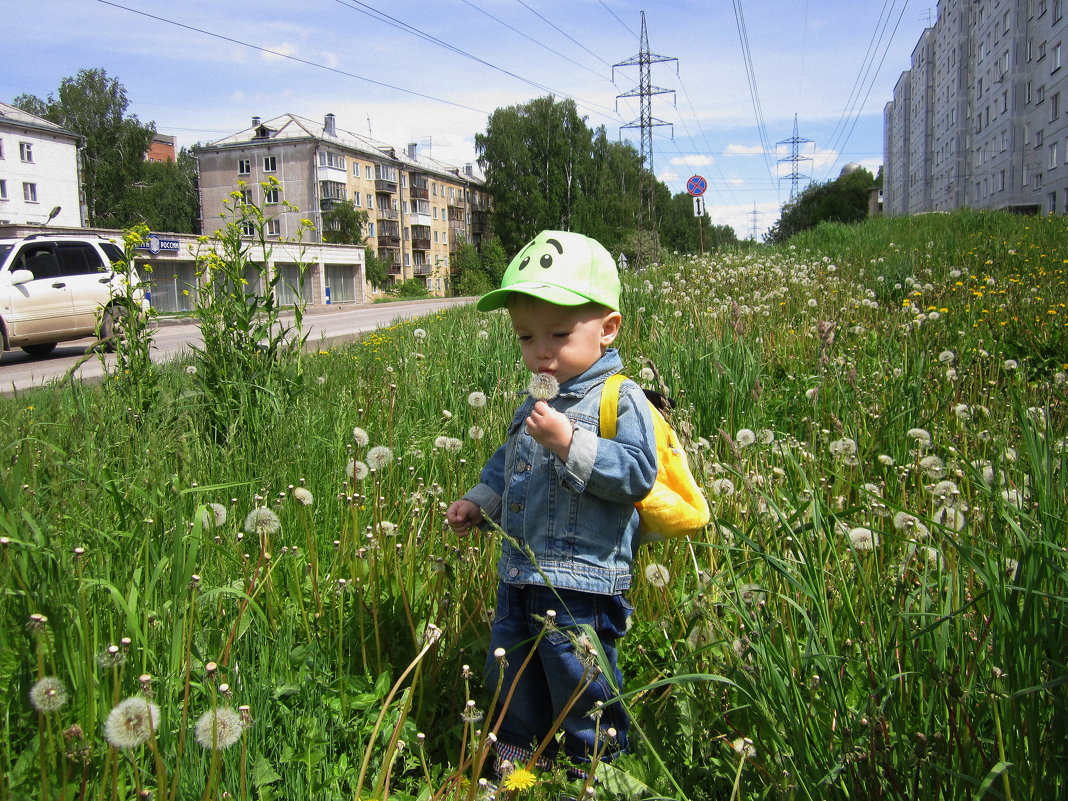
[1,208,1065,800]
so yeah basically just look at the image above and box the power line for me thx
[731,0,777,188]
[514,0,614,68]
[95,0,489,115]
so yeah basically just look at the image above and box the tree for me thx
[452,239,493,297]
[364,247,390,291]
[479,236,509,286]
[15,68,156,228]
[765,167,875,243]
[657,191,740,254]
[321,200,368,245]
[116,148,200,233]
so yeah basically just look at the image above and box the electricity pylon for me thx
[777,113,813,201]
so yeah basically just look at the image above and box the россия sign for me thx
[135,234,180,255]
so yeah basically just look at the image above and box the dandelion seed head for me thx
[847,527,878,551]
[907,428,932,447]
[346,460,369,480]
[29,677,68,713]
[467,391,488,409]
[413,328,427,340]
[194,707,244,750]
[731,737,757,758]
[468,425,485,440]
[735,428,756,448]
[292,487,314,506]
[643,562,671,587]
[527,373,559,401]
[444,437,463,453]
[105,697,160,749]
[243,507,280,537]
[352,427,370,447]
[919,455,945,479]
[366,445,394,470]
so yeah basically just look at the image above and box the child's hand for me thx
[526,400,573,461]
[447,499,483,535]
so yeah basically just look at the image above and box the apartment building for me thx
[884,0,1068,215]
[194,113,489,297]
[0,101,83,227]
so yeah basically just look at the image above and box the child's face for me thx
[508,296,621,384]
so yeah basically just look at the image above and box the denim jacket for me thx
[464,349,657,594]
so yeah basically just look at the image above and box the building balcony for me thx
[376,208,399,220]
[448,218,465,230]
[409,212,432,227]
[388,261,403,275]
[375,179,398,194]
[377,233,401,247]
[412,237,432,251]
[409,185,429,200]
[447,196,464,209]
[413,263,431,276]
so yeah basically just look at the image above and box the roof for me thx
[201,112,484,186]
[0,101,82,142]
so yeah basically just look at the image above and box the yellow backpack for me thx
[600,373,710,543]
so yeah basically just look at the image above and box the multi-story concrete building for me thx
[0,102,84,227]
[194,113,489,296]
[884,0,1067,215]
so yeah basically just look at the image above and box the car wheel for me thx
[97,305,129,352]
[22,342,58,356]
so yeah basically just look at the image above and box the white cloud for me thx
[669,155,715,167]
[724,144,766,156]
[262,42,297,61]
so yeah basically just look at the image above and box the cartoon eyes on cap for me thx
[517,254,554,270]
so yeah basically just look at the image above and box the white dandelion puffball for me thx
[433,435,449,449]
[352,427,370,447]
[919,455,945,479]
[105,697,161,749]
[639,366,655,382]
[198,503,228,528]
[444,437,463,453]
[366,445,394,470]
[644,562,671,588]
[467,391,488,409]
[468,426,485,440]
[527,373,559,402]
[758,429,775,445]
[805,387,819,401]
[710,477,735,497]
[292,487,314,506]
[847,527,879,551]
[413,328,427,340]
[906,428,932,447]
[243,507,281,537]
[29,677,68,713]
[938,350,955,364]
[1004,359,1018,370]
[735,429,756,448]
[194,707,244,750]
[346,459,369,480]
[732,737,757,758]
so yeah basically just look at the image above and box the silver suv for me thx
[0,233,146,356]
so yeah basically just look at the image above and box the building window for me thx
[23,182,37,202]
[352,162,360,176]
[999,169,1006,191]
[19,142,33,163]
[240,221,254,237]
[240,189,254,205]
[263,155,277,172]
[1026,81,1033,104]
[353,193,361,207]
[1052,93,1061,122]
[319,151,346,169]
[266,218,281,236]
[1056,0,1064,21]
[1049,191,1058,211]
[1054,43,1063,72]
[368,222,375,237]
[1050,141,1059,169]
[365,166,373,180]
[0,179,6,200]
[238,158,251,175]
[0,139,4,159]
[365,194,372,208]
[264,187,279,204]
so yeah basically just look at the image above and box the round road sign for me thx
[686,175,707,196]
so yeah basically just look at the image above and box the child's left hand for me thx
[526,400,573,461]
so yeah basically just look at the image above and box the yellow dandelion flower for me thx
[502,767,538,791]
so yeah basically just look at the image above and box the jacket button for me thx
[509,502,524,513]
[515,460,528,472]
[508,568,520,578]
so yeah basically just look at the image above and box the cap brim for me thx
[475,281,596,311]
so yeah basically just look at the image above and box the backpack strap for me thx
[600,373,627,439]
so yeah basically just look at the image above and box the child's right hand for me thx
[446,499,483,535]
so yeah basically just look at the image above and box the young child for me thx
[446,230,657,779]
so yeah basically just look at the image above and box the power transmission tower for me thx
[777,113,813,201]
[614,11,676,266]
[747,204,762,240]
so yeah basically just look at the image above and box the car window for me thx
[56,242,105,275]
[0,244,12,265]
[100,242,125,268]
[15,245,61,280]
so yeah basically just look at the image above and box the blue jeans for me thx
[484,583,632,765]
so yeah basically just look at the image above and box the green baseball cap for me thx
[476,230,620,312]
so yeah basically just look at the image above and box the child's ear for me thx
[600,311,622,346]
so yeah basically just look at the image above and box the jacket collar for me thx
[557,348,623,398]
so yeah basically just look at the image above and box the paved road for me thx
[0,297,473,395]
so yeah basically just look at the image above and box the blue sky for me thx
[7,1,932,239]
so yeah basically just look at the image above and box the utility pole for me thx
[777,114,813,201]
[614,11,676,266]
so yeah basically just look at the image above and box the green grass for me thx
[1,210,1065,800]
